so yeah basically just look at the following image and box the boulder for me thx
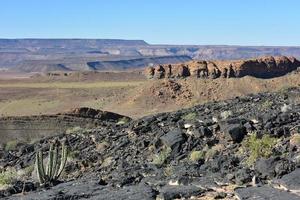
[255,157,277,179]
[220,121,247,143]
[235,168,253,185]
[235,185,300,200]
[255,157,294,179]
[273,168,300,192]
[157,185,205,200]
[160,129,185,156]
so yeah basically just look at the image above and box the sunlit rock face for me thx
[145,56,300,79]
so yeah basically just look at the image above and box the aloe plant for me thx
[35,141,67,185]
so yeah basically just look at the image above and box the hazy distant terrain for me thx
[1,39,300,72]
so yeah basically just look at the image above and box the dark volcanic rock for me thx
[160,128,185,156]
[220,121,247,143]
[227,124,247,143]
[8,179,157,200]
[235,168,253,185]
[65,107,131,122]
[255,157,295,179]
[0,181,36,198]
[1,87,300,199]
[273,168,300,192]
[157,185,205,200]
[255,157,278,179]
[235,186,300,200]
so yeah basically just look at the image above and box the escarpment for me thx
[145,56,300,79]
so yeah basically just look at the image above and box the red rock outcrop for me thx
[145,56,300,79]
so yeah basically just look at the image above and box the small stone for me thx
[235,168,252,185]
[214,192,227,199]
[222,123,247,143]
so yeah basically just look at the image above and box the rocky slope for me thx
[0,107,130,144]
[1,87,300,199]
[145,56,300,79]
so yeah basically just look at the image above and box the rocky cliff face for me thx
[145,56,300,79]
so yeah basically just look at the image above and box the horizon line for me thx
[0,38,300,47]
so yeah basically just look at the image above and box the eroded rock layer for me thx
[0,107,131,144]
[145,56,300,79]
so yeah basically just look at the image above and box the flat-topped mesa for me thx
[145,56,300,79]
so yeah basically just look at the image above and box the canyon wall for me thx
[145,56,300,79]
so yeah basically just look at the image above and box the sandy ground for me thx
[0,71,299,118]
[0,71,36,79]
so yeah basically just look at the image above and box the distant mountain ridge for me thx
[1,39,300,72]
[15,55,192,72]
[0,39,148,48]
[86,55,192,71]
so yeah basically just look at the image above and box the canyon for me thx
[1,39,300,72]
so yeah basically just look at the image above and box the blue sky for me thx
[0,0,299,45]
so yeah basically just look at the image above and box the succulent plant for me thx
[35,141,67,185]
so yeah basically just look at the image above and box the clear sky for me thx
[1,0,299,46]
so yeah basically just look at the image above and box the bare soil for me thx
[0,70,300,118]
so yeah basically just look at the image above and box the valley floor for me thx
[0,70,300,118]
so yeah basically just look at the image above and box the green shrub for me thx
[220,110,233,120]
[116,117,130,125]
[189,150,205,162]
[205,148,218,161]
[0,168,17,186]
[23,165,34,177]
[261,100,273,110]
[163,165,174,176]
[189,144,221,163]
[182,112,197,121]
[152,147,172,166]
[67,150,80,160]
[5,140,18,151]
[66,126,84,134]
[241,133,277,166]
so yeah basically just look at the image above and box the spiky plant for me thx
[35,141,67,185]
